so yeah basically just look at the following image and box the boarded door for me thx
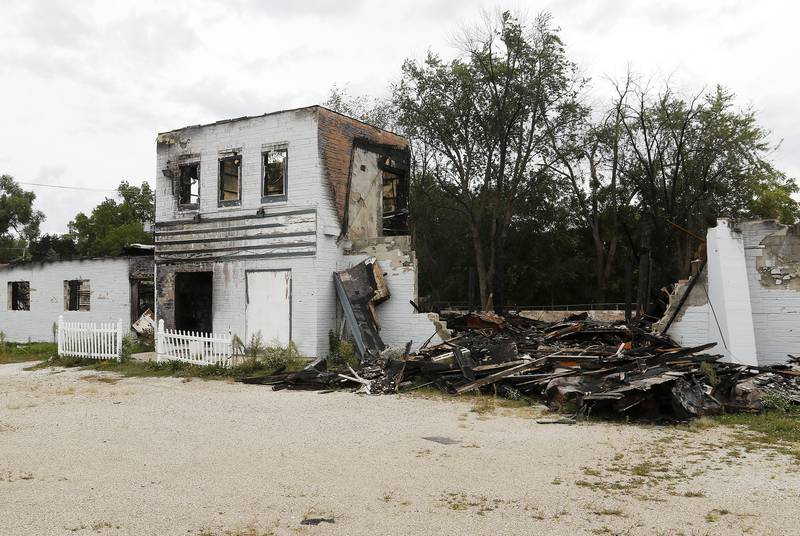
[246,270,291,346]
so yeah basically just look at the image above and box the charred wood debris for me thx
[238,260,800,421]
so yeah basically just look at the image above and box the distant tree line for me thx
[0,177,153,263]
[325,10,798,313]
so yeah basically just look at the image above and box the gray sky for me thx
[1,0,797,234]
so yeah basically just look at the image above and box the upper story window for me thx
[178,163,199,209]
[218,154,241,206]
[64,280,90,311]
[262,148,288,202]
[7,281,30,311]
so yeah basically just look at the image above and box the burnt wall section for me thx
[317,107,409,231]
[128,256,154,280]
[153,208,317,263]
[156,262,214,330]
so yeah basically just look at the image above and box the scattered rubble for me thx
[238,310,800,421]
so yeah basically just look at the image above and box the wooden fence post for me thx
[116,318,124,362]
[228,326,233,367]
[57,315,64,357]
[156,319,165,363]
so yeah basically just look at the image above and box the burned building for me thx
[0,248,154,343]
[658,218,800,366]
[154,106,443,357]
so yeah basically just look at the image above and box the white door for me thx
[246,270,291,346]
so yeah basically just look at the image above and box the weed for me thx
[232,334,304,371]
[589,506,625,517]
[683,490,705,498]
[700,362,719,386]
[327,331,359,372]
[704,508,731,522]
[583,467,602,477]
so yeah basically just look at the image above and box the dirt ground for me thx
[1,361,799,536]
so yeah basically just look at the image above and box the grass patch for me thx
[713,411,800,461]
[31,354,305,381]
[0,341,57,364]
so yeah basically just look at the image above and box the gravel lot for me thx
[1,361,799,536]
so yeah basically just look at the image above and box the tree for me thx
[395,11,582,310]
[0,174,44,262]
[117,181,155,225]
[747,169,800,224]
[28,233,78,262]
[323,85,395,130]
[68,181,154,257]
[547,75,639,301]
[612,81,797,313]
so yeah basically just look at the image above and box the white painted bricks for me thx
[0,258,132,343]
[705,219,758,366]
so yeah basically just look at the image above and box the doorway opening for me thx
[175,272,213,333]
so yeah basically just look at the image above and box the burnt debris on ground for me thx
[238,310,800,420]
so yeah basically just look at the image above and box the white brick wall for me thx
[667,303,712,348]
[156,109,322,224]
[741,221,800,366]
[0,258,131,343]
[667,219,800,366]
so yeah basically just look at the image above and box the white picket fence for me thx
[57,316,124,360]
[156,319,233,367]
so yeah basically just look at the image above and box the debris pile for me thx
[239,310,800,420]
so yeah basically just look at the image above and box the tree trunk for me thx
[492,216,507,314]
[470,222,491,310]
[636,215,653,318]
[591,222,606,303]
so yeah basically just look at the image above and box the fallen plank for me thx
[455,354,553,394]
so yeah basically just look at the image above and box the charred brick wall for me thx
[156,261,214,329]
[316,107,408,228]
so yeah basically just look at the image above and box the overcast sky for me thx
[1,0,797,234]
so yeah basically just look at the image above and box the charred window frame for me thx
[378,158,409,236]
[7,281,30,311]
[178,162,200,209]
[64,280,90,311]
[218,152,242,207]
[261,147,288,203]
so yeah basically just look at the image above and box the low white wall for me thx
[0,258,131,343]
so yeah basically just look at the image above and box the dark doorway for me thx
[175,272,213,332]
[130,280,155,323]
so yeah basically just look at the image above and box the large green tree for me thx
[395,11,582,310]
[615,83,797,311]
[68,181,153,257]
[0,174,44,262]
